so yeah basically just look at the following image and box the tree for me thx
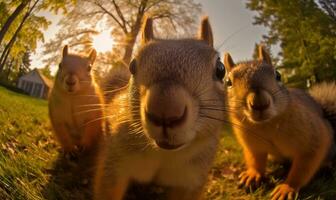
[319,0,336,22]
[40,65,53,79]
[246,0,336,88]
[0,0,75,84]
[0,51,31,84]
[0,0,40,72]
[42,0,202,67]
[0,1,29,46]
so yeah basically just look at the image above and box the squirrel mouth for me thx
[155,141,185,150]
[66,86,77,93]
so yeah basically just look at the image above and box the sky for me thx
[31,0,271,70]
[196,0,267,58]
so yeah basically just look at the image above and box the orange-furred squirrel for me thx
[223,45,336,200]
[49,46,104,153]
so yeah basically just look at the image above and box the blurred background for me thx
[0,0,335,90]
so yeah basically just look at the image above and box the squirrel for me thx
[93,16,226,200]
[223,45,336,200]
[48,45,104,154]
[100,60,130,103]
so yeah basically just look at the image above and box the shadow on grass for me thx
[266,163,336,200]
[41,145,167,200]
[41,147,99,200]
[299,166,336,200]
[233,162,336,200]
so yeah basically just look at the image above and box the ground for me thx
[0,86,335,200]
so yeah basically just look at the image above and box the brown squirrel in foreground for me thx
[93,17,226,200]
[223,45,336,200]
[48,46,104,153]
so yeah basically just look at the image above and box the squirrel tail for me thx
[309,82,336,133]
[309,82,336,161]
[100,61,130,103]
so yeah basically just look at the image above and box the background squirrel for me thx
[93,17,226,200]
[49,46,104,154]
[223,45,336,200]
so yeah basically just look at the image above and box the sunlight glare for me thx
[92,30,115,53]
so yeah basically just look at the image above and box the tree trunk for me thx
[4,59,14,82]
[0,0,38,72]
[121,0,148,64]
[0,1,29,46]
[122,32,138,64]
[0,44,12,72]
[0,24,21,72]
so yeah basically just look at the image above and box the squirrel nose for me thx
[247,89,271,111]
[145,84,188,128]
[65,77,77,86]
[145,107,187,128]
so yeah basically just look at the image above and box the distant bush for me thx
[0,82,27,94]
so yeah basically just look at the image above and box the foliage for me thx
[42,0,202,68]
[0,0,75,85]
[39,65,54,80]
[246,0,336,88]
[319,0,336,22]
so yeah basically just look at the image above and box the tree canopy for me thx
[0,0,73,85]
[42,0,202,69]
[246,0,336,88]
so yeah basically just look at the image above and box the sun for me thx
[92,30,115,53]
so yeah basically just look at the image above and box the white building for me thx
[17,68,53,99]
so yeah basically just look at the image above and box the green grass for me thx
[207,132,336,200]
[0,86,335,200]
[0,86,92,200]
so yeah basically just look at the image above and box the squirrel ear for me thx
[258,45,272,65]
[199,16,213,47]
[224,52,235,71]
[141,16,154,45]
[62,45,68,57]
[88,49,97,65]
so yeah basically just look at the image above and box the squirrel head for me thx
[57,45,97,94]
[127,16,225,150]
[223,45,288,123]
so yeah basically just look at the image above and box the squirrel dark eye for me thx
[215,58,225,80]
[275,70,281,81]
[225,78,232,87]
[129,59,136,75]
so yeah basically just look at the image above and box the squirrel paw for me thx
[271,184,298,200]
[238,169,263,189]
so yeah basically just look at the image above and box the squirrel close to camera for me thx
[223,45,336,200]
[49,46,104,154]
[93,17,226,200]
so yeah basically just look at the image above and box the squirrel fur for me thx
[93,17,226,200]
[223,45,335,200]
[48,46,104,153]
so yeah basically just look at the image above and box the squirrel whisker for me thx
[199,113,271,146]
